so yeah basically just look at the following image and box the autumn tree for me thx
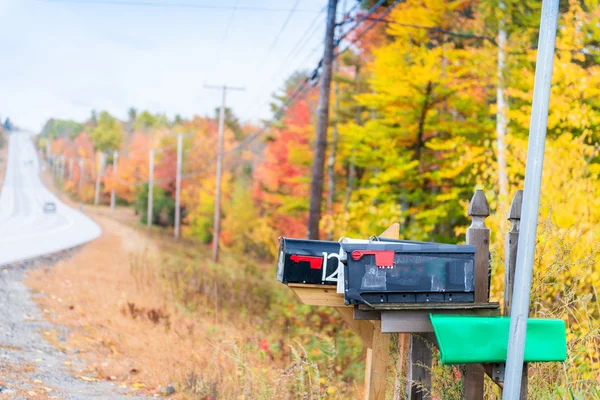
[253,81,318,242]
[335,0,495,241]
[90,111,123,152]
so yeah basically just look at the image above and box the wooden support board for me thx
[381,306,500,333]
[287,283,344,307]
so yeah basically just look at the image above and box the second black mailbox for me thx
[341,241,476,305]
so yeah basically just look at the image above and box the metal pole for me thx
[61,155,66,182]
[79,159,84,195]
[212,87,227,261]
[204,83,244,260]
[94,152,105,206]
[503,0,559,397]
[147,149,154,229]
[174,133,182,239]
[110,151,118,212]
[59,155,64,182]
[68,158,73,180]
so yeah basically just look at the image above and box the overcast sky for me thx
[0,0,329,131]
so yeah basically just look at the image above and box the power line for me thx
[242,0,382,120]
[242,41,324,118]
[240,5,326,117]
[334,0,387,47]
[336,0,401,56]
[213,0,241,69]
[242,1,363,119]
[252,0,302,75]
[39,0,323,12]
[237,0,402,155]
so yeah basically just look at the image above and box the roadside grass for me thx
[26,214,364,399]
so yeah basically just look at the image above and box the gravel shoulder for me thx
[0,251,149,399]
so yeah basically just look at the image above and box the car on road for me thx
[43,202,56,214]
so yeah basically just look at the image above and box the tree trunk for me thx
[344,63,361,212]
[496,0,509,209]
[415,81,433,174]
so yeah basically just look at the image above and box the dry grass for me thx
[27,216,197,397]
[26,213,361,399]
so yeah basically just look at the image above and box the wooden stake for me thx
[407,335,432,400]
[464,190,490,400]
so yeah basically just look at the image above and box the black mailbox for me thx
[341,242,476,305]
[276,238,343,285]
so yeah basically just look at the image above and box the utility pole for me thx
[307,0,338,240]
[147,149,154,229]
[504,0,559,397]
[204,84,245,262]
[174,133,183,239]
[79,159,84,195]
[68,158,73,181]
[94,152,105,206]
[59,155,64,182]
[165,131,192,238]
[110,151,118,212]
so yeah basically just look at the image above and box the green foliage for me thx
[41,119,84,139]
[127,107,137,123]
[135,183,176,226]
[135,110,169,131]
[90,111,123,151]
[215,107,244,140]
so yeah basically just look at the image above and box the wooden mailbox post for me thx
[286,190,528,399]
[288,223,399,400]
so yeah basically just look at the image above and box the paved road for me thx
[0,131,101,266]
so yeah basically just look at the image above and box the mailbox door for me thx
[277,238,343,285]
